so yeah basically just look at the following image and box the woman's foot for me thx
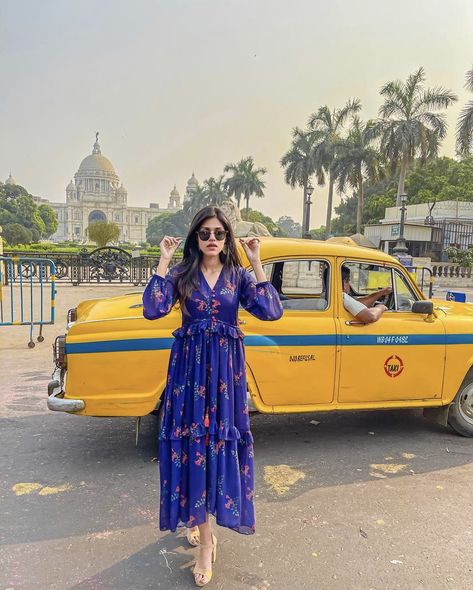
[186,526,200,546]
[193,533,217,587]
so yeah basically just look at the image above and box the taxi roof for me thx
[238,236,397,264]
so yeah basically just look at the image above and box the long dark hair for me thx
[175,206,241,303]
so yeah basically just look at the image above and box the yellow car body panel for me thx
[57,238,473,418]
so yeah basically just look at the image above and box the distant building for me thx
[364,200,473,259]
[5,172,17,186]
[8,134,199,244]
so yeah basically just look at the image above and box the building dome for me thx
[78,140,116,174]
[171,185,180,197]
[74,133,120,191]
[187,172,198,188]
[66,179,75,191]
[117,183,127,194]
[5,172,17,185]
[78,154,116,173]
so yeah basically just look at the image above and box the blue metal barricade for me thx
[0,257,56,348]
[446,291,467,302]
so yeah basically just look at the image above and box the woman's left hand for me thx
[239,237,261,265]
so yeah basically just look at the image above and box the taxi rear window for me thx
[257,259,330,311]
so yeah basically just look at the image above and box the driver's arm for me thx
[343,292,388,324]
[356,305,388,324]
[356,287,392,308]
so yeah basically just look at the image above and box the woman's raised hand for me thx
[160,236,182,260]
[239,237,261,265]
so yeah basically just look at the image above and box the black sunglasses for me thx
[197,229,228,241]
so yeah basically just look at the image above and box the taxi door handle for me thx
[345,320,365,326]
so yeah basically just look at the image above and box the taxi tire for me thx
[448,377,473,437]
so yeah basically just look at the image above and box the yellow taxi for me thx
[48,237,473,437]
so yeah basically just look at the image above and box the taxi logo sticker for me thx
[384,355,404,378]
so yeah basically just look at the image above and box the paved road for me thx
[1,285,473,590]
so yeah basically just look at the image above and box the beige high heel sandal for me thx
[193,533,217,587]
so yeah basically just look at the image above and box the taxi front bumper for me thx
[47,368,85,413]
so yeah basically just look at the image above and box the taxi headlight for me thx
[53,335,67,369]
[67,307,77,324]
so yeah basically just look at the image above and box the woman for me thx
[142,206,282,587]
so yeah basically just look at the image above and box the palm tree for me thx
[332,117,382,234]
[371,67,457,206]
[224,157,266,219]
[308,99,361,238]
[201,175,228,206]
[183,185,205,221]
[280,128,323,234]
[224,160,245,209]
[456,66,473,156]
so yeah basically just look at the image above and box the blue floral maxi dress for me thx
[142,265,283,535]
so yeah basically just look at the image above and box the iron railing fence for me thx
[2,247,181,286]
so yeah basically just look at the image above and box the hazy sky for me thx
[1,0,473,227]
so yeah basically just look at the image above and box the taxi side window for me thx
[278,259,329,311]
[343,262,392,300]
[394,269,419,311]
[343,263,419,311]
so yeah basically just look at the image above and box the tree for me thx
[183,185,206,221]
[331,155,473,230]
[308,99,361,237]
[276,215,303,237]
[244,208,279,235]
[146,211,188,246]
[331,195,358,236]
[456,65,473,156]
[86,221,120,247]
[38,204,58,237]
[0,183,57,240]
[224,160,245,208]
[3,223,33,246]
[332,117,382,233]
[280,128,323,233]
[371,67,457,206]
[201,176,228,206]
[224,156,266,219]
[309,226,326,240]
[447,247,473,267]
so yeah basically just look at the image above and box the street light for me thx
[393,193,409,255]
[303,180,314,239]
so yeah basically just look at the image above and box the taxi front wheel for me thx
[448,379,473,437]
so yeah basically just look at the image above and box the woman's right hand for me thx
[160,236,182,260]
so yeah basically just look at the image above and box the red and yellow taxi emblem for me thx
[384,355,404,378]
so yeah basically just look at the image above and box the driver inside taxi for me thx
[342,266,392,324]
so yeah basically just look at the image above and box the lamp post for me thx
[303,180,314,239]
[393,193,408,255]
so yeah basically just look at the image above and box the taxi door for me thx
[242,258,337,408]
[337,260,446,404]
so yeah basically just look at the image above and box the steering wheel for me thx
[397,293,416,312]
[376,291,394,310]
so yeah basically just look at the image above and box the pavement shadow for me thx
[69,535,195,590]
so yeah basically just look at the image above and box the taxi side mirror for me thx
[412,301,434,315]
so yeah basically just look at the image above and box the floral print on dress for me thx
[142,264,282,535]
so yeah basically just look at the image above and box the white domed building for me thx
[5,172,17,186]
[48,135,190,244]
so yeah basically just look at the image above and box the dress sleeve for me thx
[142,266,179,320]
[239,268,283,321]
